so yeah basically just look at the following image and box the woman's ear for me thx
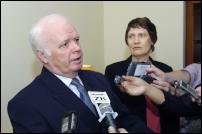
[36,50,48,64]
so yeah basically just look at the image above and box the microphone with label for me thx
[88,91,119,133]
[61,111,78,133]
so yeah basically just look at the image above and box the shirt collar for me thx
[54,74,83,86]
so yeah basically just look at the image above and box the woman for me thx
[105,17,179,133]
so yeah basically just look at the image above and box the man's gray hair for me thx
[29,14,70,56]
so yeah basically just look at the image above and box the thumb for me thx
[108,126,117,133]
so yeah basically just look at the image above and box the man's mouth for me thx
[71,56,82,63]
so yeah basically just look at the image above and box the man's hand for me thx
[147,65,175,94]
[108,126,128,133]
[151,80,171,92]
[147,65,166,81]
[196,86,201,97]
[120,76,148,96]
[192,86,201,106]
[120,76,166,104]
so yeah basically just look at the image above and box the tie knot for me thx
[71,78,82,88]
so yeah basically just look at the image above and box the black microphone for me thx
[61,111,78,133]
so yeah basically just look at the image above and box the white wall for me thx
[1,1,185,133]
[104,1,184,70]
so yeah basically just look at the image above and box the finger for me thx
[118,128,128,133]
[151,83,169,92]
[153,80,170,87]
[122,76,135,82]
[147,64,155,72]
[121,83,136,95]
[121,82,131,92]
[191,97,196,102]
[108,126,117,133]
[119,85,127,93]
[121,82,130,91]
[151,74,162,81]
[152,81,167,89]
[150,83,162,89]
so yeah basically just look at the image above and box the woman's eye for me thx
[139,33,145,38]
[128,35,134,39]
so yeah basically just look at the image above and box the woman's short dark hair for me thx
[125,17,157,52]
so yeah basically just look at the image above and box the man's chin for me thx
[73,64,83,71]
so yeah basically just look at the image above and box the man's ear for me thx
[36,50,48,64]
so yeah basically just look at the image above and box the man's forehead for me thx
[43,21,77,35]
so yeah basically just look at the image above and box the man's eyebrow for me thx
[58,39,69,46]
[58,36,80,45]
[75,35,80,38]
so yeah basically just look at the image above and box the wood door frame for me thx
[186,1,201,65]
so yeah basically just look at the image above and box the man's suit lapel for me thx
[40,68,101,132]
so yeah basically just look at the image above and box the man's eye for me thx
[59,42,69,48]
[63,42,69,47]
[75,38,80,42]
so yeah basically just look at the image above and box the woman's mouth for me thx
[133,47,142,49]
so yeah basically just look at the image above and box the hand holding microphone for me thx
[114,62,156,86]
[108,126,128,133]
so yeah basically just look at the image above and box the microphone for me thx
[61,111,78,133]
[88,91,119,133]
[126,62,137,76]
[174,80,201,105]
[114,75,124,85]
[127,62,151,76]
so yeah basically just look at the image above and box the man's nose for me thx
[71,41,81,51]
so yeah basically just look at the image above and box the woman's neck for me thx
[132,55,150,62]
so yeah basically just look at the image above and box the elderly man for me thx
[7,14,151,133]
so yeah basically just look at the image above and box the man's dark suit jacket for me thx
[105,56,180,133]
[8,67,151,133]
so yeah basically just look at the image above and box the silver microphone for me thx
[61,111,78,133]
[174,80,201,105]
